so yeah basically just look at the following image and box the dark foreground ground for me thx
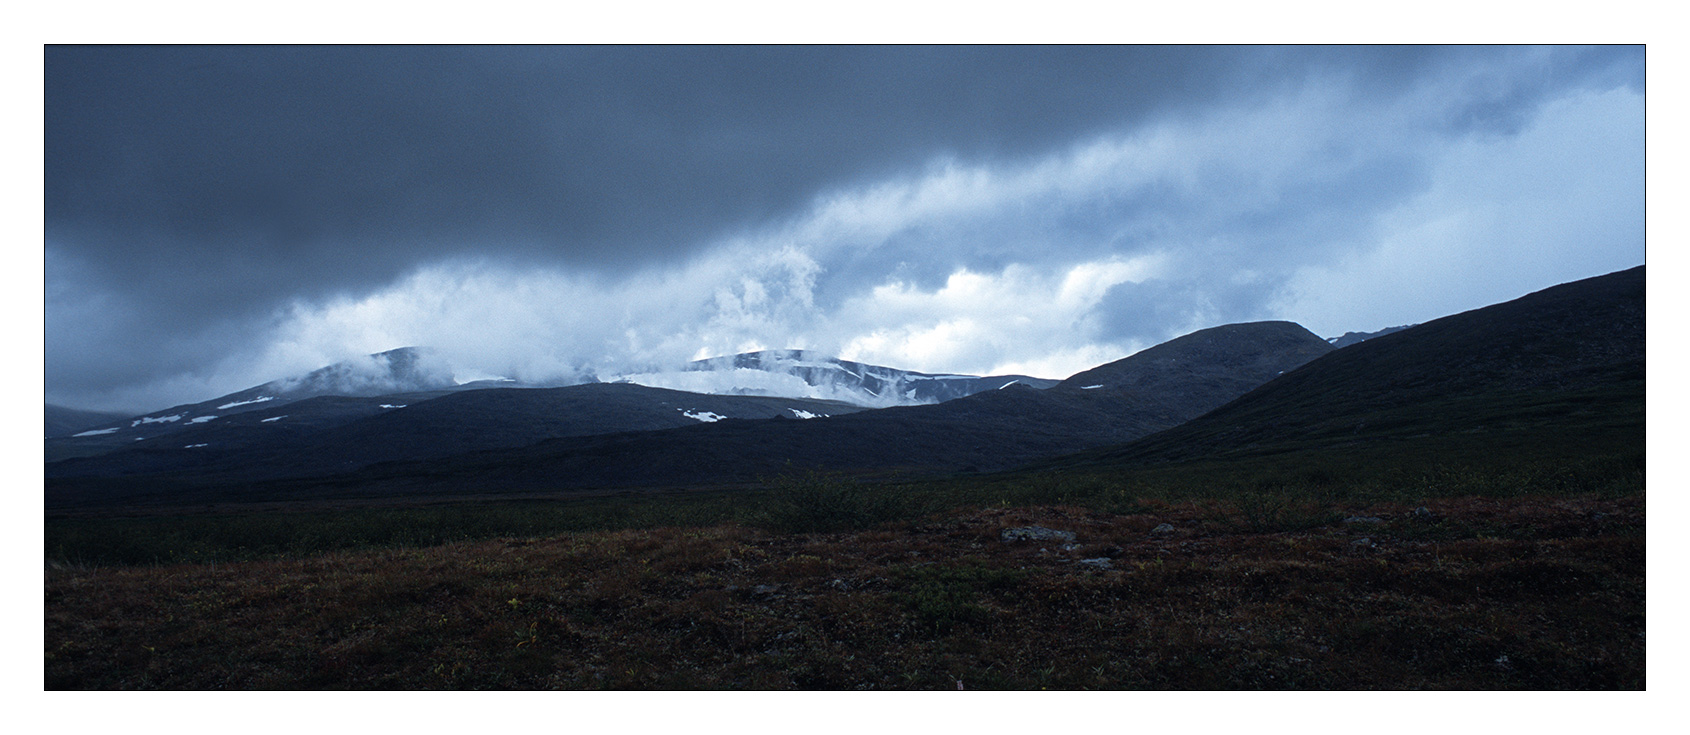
[45,490,1643,689]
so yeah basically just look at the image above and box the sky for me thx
[44,45,1646,414]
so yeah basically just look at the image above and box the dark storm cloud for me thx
[45,44,1277,398]
[44,46,1276,365]
[46,45,1537,287]
[44,45,1645,412]
[48,46,1241,265]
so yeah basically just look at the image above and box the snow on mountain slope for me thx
[44,347,471,461]
[46,345,1049,462]
[46,404,133,438]
[617,349,1058,407]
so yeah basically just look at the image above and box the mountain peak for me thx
[261,346,458,399]
[1057,321,1334,393]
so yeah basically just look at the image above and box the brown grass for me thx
[45,493,1644,689]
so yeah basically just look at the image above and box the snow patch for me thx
[132,413,185,426]
[184,443,209,449]
[190,415,218,424]
[998,380,1020,390]
[453,369,516,385]
[1080,384,1105,390]
[789,409,827,419]
[217,396,275,410]
[261,415,287,423]
[72,427,120,437]
[624,368,925,408]
[379,404,407,409]
[681,409,725,423]
[782,360,851,372]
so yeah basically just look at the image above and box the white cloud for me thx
[831,255,1165,377]
[247,245,826,389]
[58,61,1644,412]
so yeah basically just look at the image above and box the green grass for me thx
[47,435,1643,569]
[46,491,745,567]
[754,470,911,534]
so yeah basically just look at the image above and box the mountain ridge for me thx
[46,320,1337,509]
[46,266,1643,513]
[1047,265,1644,470]
[47,345,1053,449]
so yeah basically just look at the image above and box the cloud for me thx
[829,257,1166,378]
[1272,84,1646,335]
[44,46,1646,414]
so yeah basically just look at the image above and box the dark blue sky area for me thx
[44,45,1646,413]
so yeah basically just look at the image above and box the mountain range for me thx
[1057,264,1643,470]
[45,346,1048,460]
[44,266,1643,512]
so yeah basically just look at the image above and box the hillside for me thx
[46,346,1047,462]
[44,347,467,462]
[45,405,132,439]
[1051,266,1644,470]
[1326,325,1413,348]
[46,321,1334,510]
[45,385,865,488]
[320,321,1326,498]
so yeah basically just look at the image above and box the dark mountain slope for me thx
[48,346,1048,461]
[44,390,460,464]
[1326,325,1413,348]
[46,321,1336,509]
[45,384,864,485]
[1051,265,1644,469]
[45,405,132,439]
[290,383,863,468]
[44,347,467,461]
[44,393,458,474]
[143,321,1336,504]
[1053,321,1335,408]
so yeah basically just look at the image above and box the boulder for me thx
[1000,526,1078,544]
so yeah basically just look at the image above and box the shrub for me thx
[1228,487,1343,533]
[755,471,907,534]
[894,563,1027,634]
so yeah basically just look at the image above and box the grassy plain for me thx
[45,444,1644,690]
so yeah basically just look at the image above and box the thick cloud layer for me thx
[45,45,1645,414]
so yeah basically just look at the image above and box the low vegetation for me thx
[45,448,1644,689]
